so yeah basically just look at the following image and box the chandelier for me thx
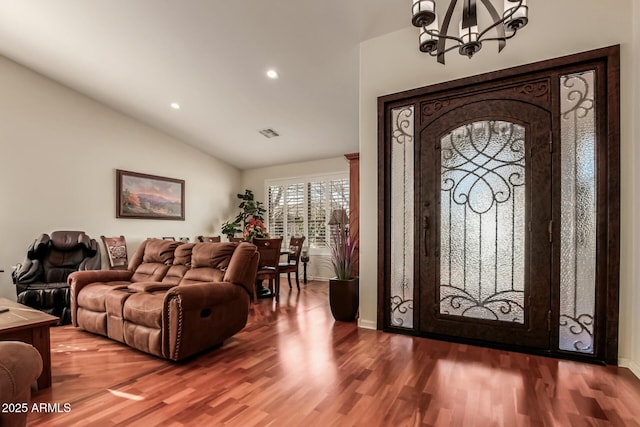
[412,0,528,64]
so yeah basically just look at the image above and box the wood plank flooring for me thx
[28,281,640,426]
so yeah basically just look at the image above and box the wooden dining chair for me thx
[197,236,221,242]
[278,236,306,290]
[100,235,128,270]
[230,237,245,243]
[253,237,283,302]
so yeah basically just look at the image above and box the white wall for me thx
[0,56,241,299]
[241,156,349,280]
[359,0,638,369]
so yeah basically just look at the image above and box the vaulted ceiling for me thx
[0,1,408,169]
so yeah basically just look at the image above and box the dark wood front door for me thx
[379,46,620,364]
[418,99,552,349]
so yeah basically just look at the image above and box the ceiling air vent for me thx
[258,128,280,138]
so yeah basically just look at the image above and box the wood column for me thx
[345,153,359,277]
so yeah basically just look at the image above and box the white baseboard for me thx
[619,358,640,380]
[358,318,377,330]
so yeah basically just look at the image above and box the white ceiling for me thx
[0,1,409,169]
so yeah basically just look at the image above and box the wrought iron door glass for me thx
[559,71,596,354]
[440,121,525,323]
[390,105,415,328]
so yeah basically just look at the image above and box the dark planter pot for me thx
[329,278,359,322]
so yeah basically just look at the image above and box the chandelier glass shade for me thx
[412,0,528,64]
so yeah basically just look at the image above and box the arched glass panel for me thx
[439,121,526,323]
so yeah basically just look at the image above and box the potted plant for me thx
[221,221,242,240]
[328,209,358,322]
[221,190,268,240]
[222,189,272,298]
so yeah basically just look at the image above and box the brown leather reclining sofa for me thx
[68,239,258,361]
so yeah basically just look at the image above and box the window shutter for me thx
[268,185,285,237]
[286,183,305,238]
[308,181,327,248]
[329,178,350,217]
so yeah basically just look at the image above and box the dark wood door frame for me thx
[377,45,620,364]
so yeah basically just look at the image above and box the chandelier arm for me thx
[428,43,463,58]
[437,0,460,64]
[477,0,523,40]
[480,30,520,44]
[426,28,464,45]
[477,0,510,52]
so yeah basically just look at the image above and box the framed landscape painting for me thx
[116,169,185,220]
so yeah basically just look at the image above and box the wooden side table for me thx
[0,297,58,389]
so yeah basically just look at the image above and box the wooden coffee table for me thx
[0,297,59,389]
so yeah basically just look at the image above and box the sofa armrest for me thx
[223,242,259,296]
[14,258,43,285]
[0,342,42,404]
[162,282,250,360]
[68,269,133,298]
[68,270,133,326]
[128,282,175,293]
[68,270,133,290]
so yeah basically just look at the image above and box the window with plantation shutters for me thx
[266,173,349,252]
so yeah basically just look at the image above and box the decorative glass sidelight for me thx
[390,105,415,328]
[559,71,597,354]
[439,121,526,323]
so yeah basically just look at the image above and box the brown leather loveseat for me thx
[68,239,258,361]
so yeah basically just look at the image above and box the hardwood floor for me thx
[29,281,640,426]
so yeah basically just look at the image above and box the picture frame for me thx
[116,169,185,220]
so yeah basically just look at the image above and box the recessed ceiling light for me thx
[266,69,279,79]
[170,102,180,110]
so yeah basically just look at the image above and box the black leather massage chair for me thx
[12,231,101,325]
